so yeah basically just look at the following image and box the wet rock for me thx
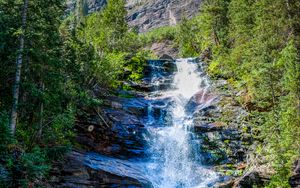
[125,81,153,92]
[122,98,148,116]
[85,152,152,186]
[104,108,142,125]
[144,60,177,78]
[76,105,148,158]
[290,159,300,188]
[49,151,152,187]
[87,121,147,158]
[159,54,174,61]
[163,61,177,73]
[185,90,216,114]
[194,122,225,133]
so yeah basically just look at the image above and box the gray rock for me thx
[290,159,300,188]
[234,171,264,188]
[214,179,234,188]
[67,0,202,33]
[50,151,152,187]
[66,0,107,14]
[194,122,224,133]
[127,0,202,33]
[159,54,174,61]
[147,41,179,59]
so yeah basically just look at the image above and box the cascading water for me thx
[82,58,219,187]
[144,58,217,187]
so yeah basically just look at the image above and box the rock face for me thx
[66,0,107,14]
[48,151,152,187]
[67,0,202,33]
[144,40,179,60]
[127,0,202,32]
[76,96,149,158]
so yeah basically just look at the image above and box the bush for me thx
[139,26,178,45]
[124,51,148,82]
[18,147,50,187]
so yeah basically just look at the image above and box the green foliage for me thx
[42,107,75,146]
[0,0,77,186]
[263,41,300,187]
[177,17,202,57]
[0,0,21,110]
[83,0,136,53]
[0,112,51,187]
[19,147,49,187]
[125,52,148,82]
[176,0,300,185]
[0,111,13,186]
[0,111,13,159]
[139,26,178,45]
[64,0,144,89]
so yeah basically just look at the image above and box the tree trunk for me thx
[37,82,45,142]
[9,0,29,135]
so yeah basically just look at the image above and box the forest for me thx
[0,0,299,187]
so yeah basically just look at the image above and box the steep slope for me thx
[67,0,202,32]
[127,0,202,32]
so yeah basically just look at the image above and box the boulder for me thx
[234,171,265,188]
[48,151,152,187]
[185,89,216,114]
[159,54,174,61]
[290,159,300,188]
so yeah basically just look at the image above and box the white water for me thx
[144,58,217,187]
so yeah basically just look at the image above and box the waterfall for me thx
[144,58,217,188]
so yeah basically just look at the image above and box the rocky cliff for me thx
[67,0,202,33]
[126,0,202,32]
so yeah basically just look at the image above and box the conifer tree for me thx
[9,0,28,135]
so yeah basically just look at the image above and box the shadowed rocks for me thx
[48,151,153,187]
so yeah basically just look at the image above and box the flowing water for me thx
[83,58,219,187]
[143,58,218,187]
